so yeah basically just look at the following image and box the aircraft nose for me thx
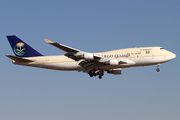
[168,51,176,60]
[172,53,176,59]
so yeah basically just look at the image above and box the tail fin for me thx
[7,35,43,57]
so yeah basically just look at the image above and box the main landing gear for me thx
[88,69,104,79]
[156,64,160,72]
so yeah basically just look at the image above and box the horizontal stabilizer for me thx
[6,55,34,62]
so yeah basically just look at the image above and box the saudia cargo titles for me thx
[6,35,176,79]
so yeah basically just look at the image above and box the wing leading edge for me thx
[44,38,80,53]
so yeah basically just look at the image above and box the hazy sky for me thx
[1,0,180,120]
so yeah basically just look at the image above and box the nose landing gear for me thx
[156,64,160,72]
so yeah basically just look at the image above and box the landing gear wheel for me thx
[89,69,104,79]
[89,74,93,77]
[89,71,94,77]
[101,72,104,76]
[156,64,160,72]
[156,68,160,72]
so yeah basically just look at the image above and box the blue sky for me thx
[1,0,180,120]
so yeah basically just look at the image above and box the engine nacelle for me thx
[81,53,94,60]
[106,59,119,65]
[107,68,122,75]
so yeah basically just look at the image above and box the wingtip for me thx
[44,38,54,43]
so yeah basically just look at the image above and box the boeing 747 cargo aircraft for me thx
[6,35,176,79]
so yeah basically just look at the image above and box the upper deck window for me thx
[160,47,164,50]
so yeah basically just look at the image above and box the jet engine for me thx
[107,68,122,75]
[81,53,94,60]
[106,59,119,65]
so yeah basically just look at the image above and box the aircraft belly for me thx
[41,62,83,71]
[12,56,174,71]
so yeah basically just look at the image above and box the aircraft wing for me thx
[44,38,106,61]
[44,38,80,53]
[44,38,135,69]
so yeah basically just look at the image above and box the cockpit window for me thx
[160,48,164,50]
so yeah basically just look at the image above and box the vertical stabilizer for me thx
[7,35,43,57]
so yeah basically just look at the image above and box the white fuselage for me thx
[12,47,176,71]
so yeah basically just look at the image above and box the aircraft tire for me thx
[156,68,160,72]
